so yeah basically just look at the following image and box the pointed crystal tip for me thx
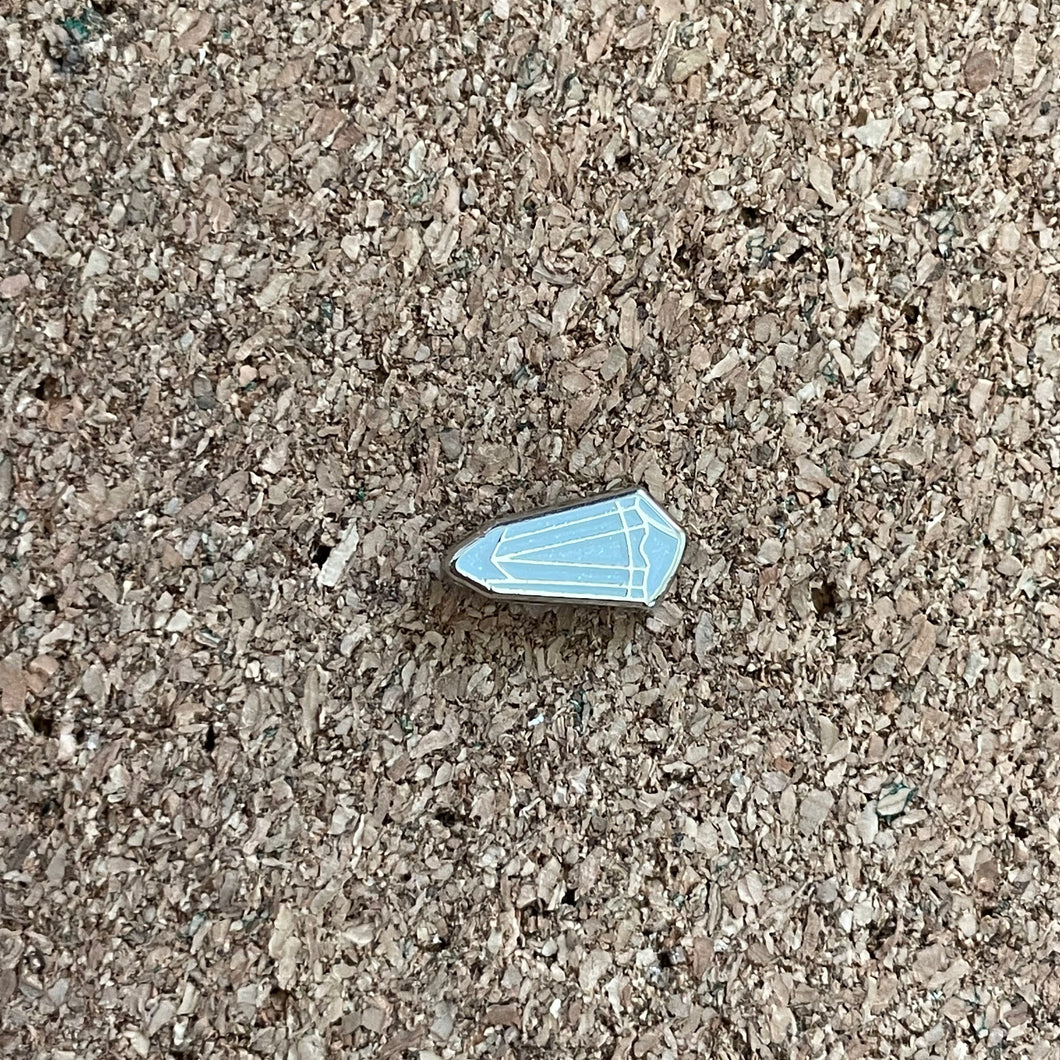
[444,488,685,608]
[448,527,508,588]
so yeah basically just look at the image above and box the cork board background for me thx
[2,1,1060,1057]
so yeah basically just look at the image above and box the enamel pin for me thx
[443,487,686,609]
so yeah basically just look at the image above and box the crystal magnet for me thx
[443,487,686,608]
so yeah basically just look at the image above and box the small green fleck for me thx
[876,781,916,822]
[570,690,589,733]
[63,17,90,41]
[62,6,105,41]
[195,627,221,648]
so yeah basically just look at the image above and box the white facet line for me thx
[616,501,636,600]
[499,580,648,593]
[503,527,632,559]
[496,559,635,569]
[632,498,654,600]
[498,503,636,543]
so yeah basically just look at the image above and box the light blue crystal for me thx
[446,488,685,608]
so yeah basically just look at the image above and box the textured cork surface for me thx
[2,1,1059,1057]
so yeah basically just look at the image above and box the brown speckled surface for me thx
[2,1,1059,1057]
